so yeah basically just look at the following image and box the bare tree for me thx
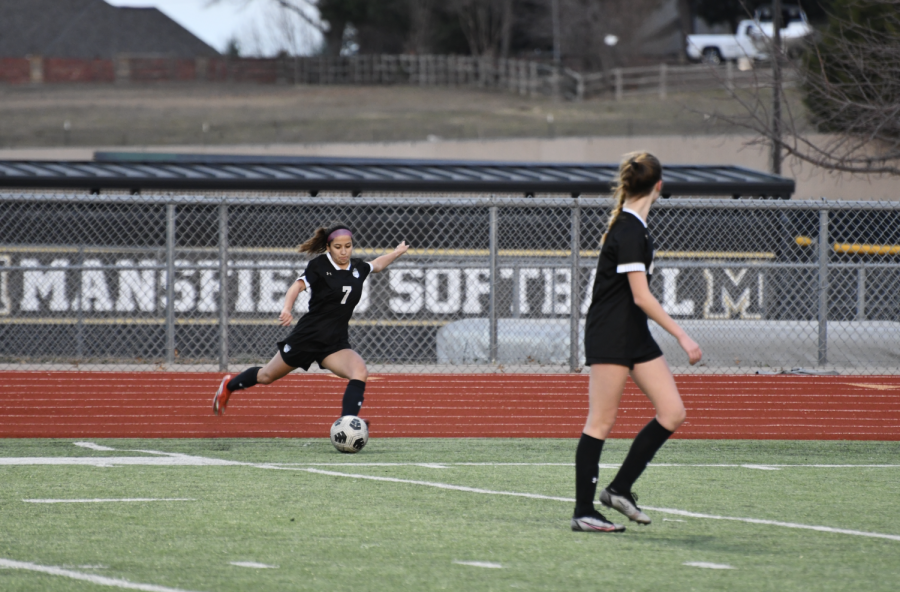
[528,0,666,71]
[211,0,334,54]
[210,0,325,32]
[407,0,435,54]
[710,0,900,176]
[450,0,514,58]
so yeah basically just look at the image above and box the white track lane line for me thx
[23,498,195,504]
[0,558,205,592]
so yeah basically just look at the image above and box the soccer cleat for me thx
[213,375,232,416]
[571,510,626,533]
[599,488,651,524]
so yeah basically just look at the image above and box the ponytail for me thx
[600,151,662,246]
[297,223,351,255]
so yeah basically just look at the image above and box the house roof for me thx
[0,0,219,59]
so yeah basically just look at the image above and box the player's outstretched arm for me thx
[627,271,702,365]
[369,241,409,273]
[279,279,306,326]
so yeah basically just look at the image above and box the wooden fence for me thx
[567,62,796,101]
[1,54,786,101]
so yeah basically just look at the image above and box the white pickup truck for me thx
[686,7,813,64]
[687,19,764,64]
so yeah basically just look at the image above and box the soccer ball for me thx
[330,415,368,453]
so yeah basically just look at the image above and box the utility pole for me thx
[551,0,561,67]
[770,0,783,175]
[550,0,562,99]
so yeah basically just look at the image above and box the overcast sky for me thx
[105,0,322,55]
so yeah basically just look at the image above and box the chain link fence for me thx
[1,193,897,374]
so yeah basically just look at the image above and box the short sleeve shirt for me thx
[584,210,657,359]
[287,253,372,351]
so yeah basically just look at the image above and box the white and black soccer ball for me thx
[330,415,368,453]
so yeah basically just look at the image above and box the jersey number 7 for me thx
[341,286,352,304]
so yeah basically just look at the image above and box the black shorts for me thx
[585,330,663,370]
[276,339,351,371]
[585,349,663,370]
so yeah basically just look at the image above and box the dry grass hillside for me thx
[0,83,808,148]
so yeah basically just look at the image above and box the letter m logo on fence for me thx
[702,268,763,319]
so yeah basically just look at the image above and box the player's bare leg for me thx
[629,355,686,432]
[321,349,369,419]
[583,363,630,439]
[320,349,368,382]
[256,352,296,385]
[213,352,294,415]
[601,356,685,525]
[572,363,630,531]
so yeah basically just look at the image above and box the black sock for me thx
[608,418,673,495]
[227,367,261,392]
[341,379,366,416]
[574,433,604,517]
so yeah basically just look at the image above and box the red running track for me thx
[1,372,899,440]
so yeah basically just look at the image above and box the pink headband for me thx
[327,228,352,242]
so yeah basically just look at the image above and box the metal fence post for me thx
[856,267,866,321]
[489,205,499,365]
[569,201,581,372]
[218,203,229,371]
[817,208,829,366]
[76,246,85,361]
[165,203,176,367]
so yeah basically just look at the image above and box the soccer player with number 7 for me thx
[213,224,409,419]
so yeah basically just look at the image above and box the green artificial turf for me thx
[1,438,898,592]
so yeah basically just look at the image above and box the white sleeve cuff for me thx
[617,262,647,274]
[297,276,311,297]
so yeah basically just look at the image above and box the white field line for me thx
[262,465,900,543]
[15,442,900,544]
[7,445,900,470]
[267,462,900,469]
[683,562,735,570]
[0,457,239,466]
[643,506,900,542]
[453,560,503,568]
[23,498,195,504]
[229,561,278,569]
[74,442,116,451]
[0,558,205,592]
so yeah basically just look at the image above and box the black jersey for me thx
[284,253,372,351]
[584,209,661,364]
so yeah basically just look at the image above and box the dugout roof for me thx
[0,152,795,198]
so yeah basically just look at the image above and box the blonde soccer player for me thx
[571,152,703,533]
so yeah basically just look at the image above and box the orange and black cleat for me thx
[213,375,232,416]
